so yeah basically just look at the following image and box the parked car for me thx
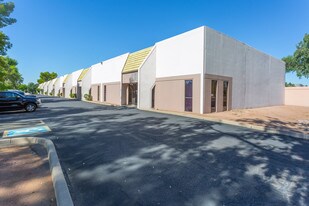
[0,91,42,112]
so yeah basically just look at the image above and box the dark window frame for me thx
[103,85,107,102]
[223,81,229,111]
[211,80,218,113]
[184,80,193,112]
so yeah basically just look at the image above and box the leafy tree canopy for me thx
[0,1,21,91]
[0,56,23,90]
[18,82,39,94]
[0,0,15,56]
[285,82,295,87]
[18,83,27,91]
[0,0,16,28]
[37,71,58,84]
[283,33,309,78]
[0,31,11,55]
[26,82,38,93]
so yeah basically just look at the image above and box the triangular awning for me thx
[77,68,90,81]
[122,47,152,74]
[63,74,71,84]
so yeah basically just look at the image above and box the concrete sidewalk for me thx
[148,105,309,139]
[79,99,308,137]
[0,145,56,206]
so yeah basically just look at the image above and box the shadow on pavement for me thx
[1,97,308,206]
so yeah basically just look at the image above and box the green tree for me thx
[283,34,309,78]
[0,0,22,91]
[0,56,23,90]
[0,0,16,55]
[37,72,58,84]
[285,82,295,87]
[0,1,16,28]
[27,82,38,94]
[18,83,27,91]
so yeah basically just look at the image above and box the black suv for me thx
[0,91,42,112]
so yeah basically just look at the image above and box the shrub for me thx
[70,93,77,98]
[49,92,53,96]
[84,93,92,101]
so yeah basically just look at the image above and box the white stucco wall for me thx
[42,83,46,93]
[81,69,92,101]
[71,69,83,87]
[268,56,285,106]
[91,63,104,84]
[138,47,156,110]
[205,26,285,109]
[155,26,205,78]
[64,69,83,98]
[90,53,128,85]
[48,78,57,95]
[44,81,50,94]
[64,75,72,98]
[38,83,44,93]
[46,79,55,95]
[101,53,129,83]
[54,75,67,96]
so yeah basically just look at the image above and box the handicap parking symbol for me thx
[3,126,51,138]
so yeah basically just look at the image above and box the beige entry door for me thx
[205,75,232,113]
[128,83,138,105]
[211,80,217,112]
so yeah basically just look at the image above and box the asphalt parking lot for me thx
[1,96,308,206]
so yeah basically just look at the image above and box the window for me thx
[0,92,5,98]
[97,85,100,101]
[185,80,193,112]
[223,81,228,111]
[0,92,19,99]
[211,80,217,112]
[7,92,18,98]
[151,86,156,108]
[103,85,107,101]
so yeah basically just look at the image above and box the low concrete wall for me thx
[285,87,309,107]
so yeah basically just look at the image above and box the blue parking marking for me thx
[3,125,51,137]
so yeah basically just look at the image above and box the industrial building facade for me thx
[39,26,285,114]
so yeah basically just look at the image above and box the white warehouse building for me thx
[41,26,285,114]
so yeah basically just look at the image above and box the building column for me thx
[216,80,224,112]
[204,78,212,113]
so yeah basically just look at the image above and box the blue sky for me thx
[3,0,309,85]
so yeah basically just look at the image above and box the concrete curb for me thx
[145,109,309,140]
[0,137,74,206]
[83,99,117,107]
